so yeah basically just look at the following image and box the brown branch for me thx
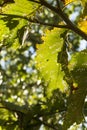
[1,0,87,40]
[34,117,58,130]
[0,0,15,7]
[0,106,7,109]
[56,0,61,8]
[34,18,69,28]
[39,0,87,41]
[0,13,69,29]
[28,0,41,4]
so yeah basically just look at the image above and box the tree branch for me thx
[34,117,58,130]
[1,0,87,40]
[39,0,87,41]
[56,0,61,9]
[34,18,69,28]
[28,0,41,4]
[0,13,69,29]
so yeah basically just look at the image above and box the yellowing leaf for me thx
[36,28,68,97]
[78,18,87,34]
[62,0,75,5]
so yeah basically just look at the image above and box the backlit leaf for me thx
[36,28,68,97]
[0,16,27,48]
[0,0,39,47]
[78,18,87,34]
[62,0,75,5]
[2,0,38,16]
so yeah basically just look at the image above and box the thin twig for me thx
[0,106,7,109]
[1,0,87,40]
[56,0,61,9]
[28,0,40,4]
[34,18,69,28]
[34,117,58,130]
[0,13,69,29]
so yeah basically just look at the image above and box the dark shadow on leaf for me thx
[1,16,19,30]
[17,26,26,44]
[46,89,67,113]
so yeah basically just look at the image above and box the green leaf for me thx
[36,28,68,97]
[0,0,39,47]
[0,19,9,42]
[63,50,87,130]
[0,15,28,48]
[68,49,87,83]
[0,107,17,128]
[2,0,38,16]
